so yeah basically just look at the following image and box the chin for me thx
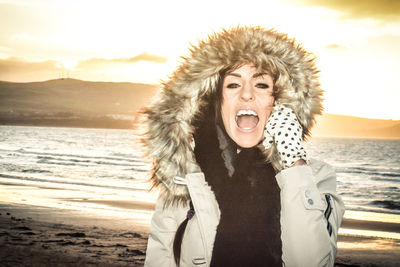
[231,130,263,148]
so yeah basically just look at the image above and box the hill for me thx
[0,78,158,116]
[312,114,400,139]
[0,78,399,138]
[0,78,158,128]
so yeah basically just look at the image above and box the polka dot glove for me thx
[263,104,308,169]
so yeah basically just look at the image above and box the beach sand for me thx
[1,202,399,267]
[0,203,149,266]
[336,235,400,267]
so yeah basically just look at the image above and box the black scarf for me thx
[193,101,282,267]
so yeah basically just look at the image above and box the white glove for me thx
[263,105,308,169]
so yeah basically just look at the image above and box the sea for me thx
[0,125,399,221]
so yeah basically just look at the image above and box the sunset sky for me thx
[0,0,399,120]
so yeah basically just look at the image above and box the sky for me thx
[0,0,399,120]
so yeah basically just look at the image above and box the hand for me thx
[263,105,308,169]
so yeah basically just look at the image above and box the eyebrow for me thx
[226,72,269,78]
[253,72,268,78]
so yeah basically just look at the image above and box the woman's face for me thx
[221,64,275,148]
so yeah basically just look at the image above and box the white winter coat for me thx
[145,159,345,267]
[140,26,345,267]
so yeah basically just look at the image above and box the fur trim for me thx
[141,26,323,204]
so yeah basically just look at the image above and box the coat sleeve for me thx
[275,159,345,267]
[144,196,187,267]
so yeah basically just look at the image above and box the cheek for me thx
[221,91,235,118]
[259,95,274,124]
[220,99,231,129]
[263,95,275,113]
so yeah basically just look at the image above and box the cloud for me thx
[325,44,347,50]
[10,32,31,41]
[0,54,169,82]
[300,0,400,20]
[0,57,60,73]
[0,57,67,82]
[128,52,167,63]
[76,52,167,69]
[0,52,167,74]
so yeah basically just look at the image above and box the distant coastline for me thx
[0,117,134,130]
[312,114,400,139]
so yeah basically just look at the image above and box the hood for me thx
[141,26,323,204]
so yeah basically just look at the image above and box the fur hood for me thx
[141,26,323,204]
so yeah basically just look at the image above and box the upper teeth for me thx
[237,110,258,116]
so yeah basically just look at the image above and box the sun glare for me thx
[60,59,77,70]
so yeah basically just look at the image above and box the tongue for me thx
[237,115,258,129]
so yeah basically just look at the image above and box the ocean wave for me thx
[124,168,149,172]
[36,156,143,168]
[345,205,400,215]
[37,160,90,167]
[93,161,144,167]
[0,173,146,192]
[1,148,142,164]
[370,200,400,211]
[337,168,399,178]
[37,157,91,167]
[38,156,91,163]
[371,177,400,183]
[110,152,140,160]
[385,186,399,190]
[21,169,51,174]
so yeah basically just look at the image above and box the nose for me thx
[240,83,254,102]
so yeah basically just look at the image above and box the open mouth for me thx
[235,109,259,130]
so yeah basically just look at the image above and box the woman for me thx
[141,26,345,266]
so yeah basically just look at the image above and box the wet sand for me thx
[0,203,148,266]
[1,202,399,267]
[336,235,400,267]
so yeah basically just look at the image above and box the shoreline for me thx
[1,202,400,266]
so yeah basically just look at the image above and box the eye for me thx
[255,83,270,89]
[226,83,240,89]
